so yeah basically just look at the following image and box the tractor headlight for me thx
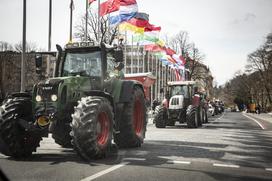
[35,95,42,102]
[51,94,58,102]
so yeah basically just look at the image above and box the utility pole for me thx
[48,0,52,51]
[47,0,52,77]
[85,0,88,41]
[69,0,74,42]
[97,0,101,43]
[21,0,26,92]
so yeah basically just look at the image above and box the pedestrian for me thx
[113,62,125,79]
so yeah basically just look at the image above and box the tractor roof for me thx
[65,41,100,50]
[168,81,196,86]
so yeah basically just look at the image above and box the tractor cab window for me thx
[171,85,189,98]
[63,51,102,77]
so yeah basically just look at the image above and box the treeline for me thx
[224,32,272,111]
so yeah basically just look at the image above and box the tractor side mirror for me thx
[114,50,123,62]
[35,54,43,74]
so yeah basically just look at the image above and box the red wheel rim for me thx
[133,98,144,136]
[97,112,110,147]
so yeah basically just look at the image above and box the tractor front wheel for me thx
[71,96,113,160]
[154,105,167,128]
[186,106,198,128]
[0,95,42,158]
[114,86,147,148]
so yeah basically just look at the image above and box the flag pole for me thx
[85,0,88,41]
[69,0,73,42]
[48,0,52,51]
[21,0,26,92]
[97,0,101,43]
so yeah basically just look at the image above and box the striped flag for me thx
[109,0,138,25]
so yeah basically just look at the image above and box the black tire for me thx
[114,86,147,148]
[186,106,198,128]
[51,119,72,148]
[71,96,113,160]
[0,96,42,158]
[198,107,203,127]
[154,105,167,128]
[167,119,175,126]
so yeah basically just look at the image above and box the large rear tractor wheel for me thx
[71,96,113,160]
[51,119,72,148]
[186,106,198,128]
[0,95,42,158]
[114,86,147,148]
[154,105,167,128]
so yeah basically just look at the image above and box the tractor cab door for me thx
[103,51,124,103]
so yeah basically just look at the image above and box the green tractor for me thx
[0,41,147,160]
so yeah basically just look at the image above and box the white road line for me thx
[169,160,191,164]
[80,162,129,181]
[213,163,240,168]
[265,168,272,171]
[242,113,265,130]
[123,158,146,161]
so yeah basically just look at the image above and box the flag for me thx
[164,47,176,56]
[144,24,161,32]
[100,0,120,16]
[144,44,164,52]
[172,54,185,65]
[119,22,144,34]
[134,12,149,21]
[175,69,182,81]
[120,0,137,6]
[109,3,138,25]
[88,0,96,5]
[126,18,149,27]
[179,55,186,65]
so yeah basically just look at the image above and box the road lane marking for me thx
[265,168,272,171]
[242,113,265,130]
[169,160,191,164]
[123,158,146,161]
[80,162,129,181]
[213,163,240,168]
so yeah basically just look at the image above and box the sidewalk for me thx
[244,112,272,124]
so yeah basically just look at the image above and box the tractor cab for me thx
[167,81,196,110]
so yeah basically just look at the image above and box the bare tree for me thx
[14,41,38,53]
[246,34,272,105]
[74,9,118,44]
[0,41,13,52]
[170,31,192,57]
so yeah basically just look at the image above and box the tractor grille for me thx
[171,98,179,105]
[37,84,58,101]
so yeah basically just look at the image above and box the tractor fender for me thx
[8,92,32,98]
[119,80,145,103]
[186,105,197,115]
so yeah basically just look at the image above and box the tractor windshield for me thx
[170,85,189,98]
[63,51,102,77]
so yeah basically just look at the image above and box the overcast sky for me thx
[0,0,272,85]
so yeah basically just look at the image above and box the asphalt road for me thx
[1,111,272,181]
